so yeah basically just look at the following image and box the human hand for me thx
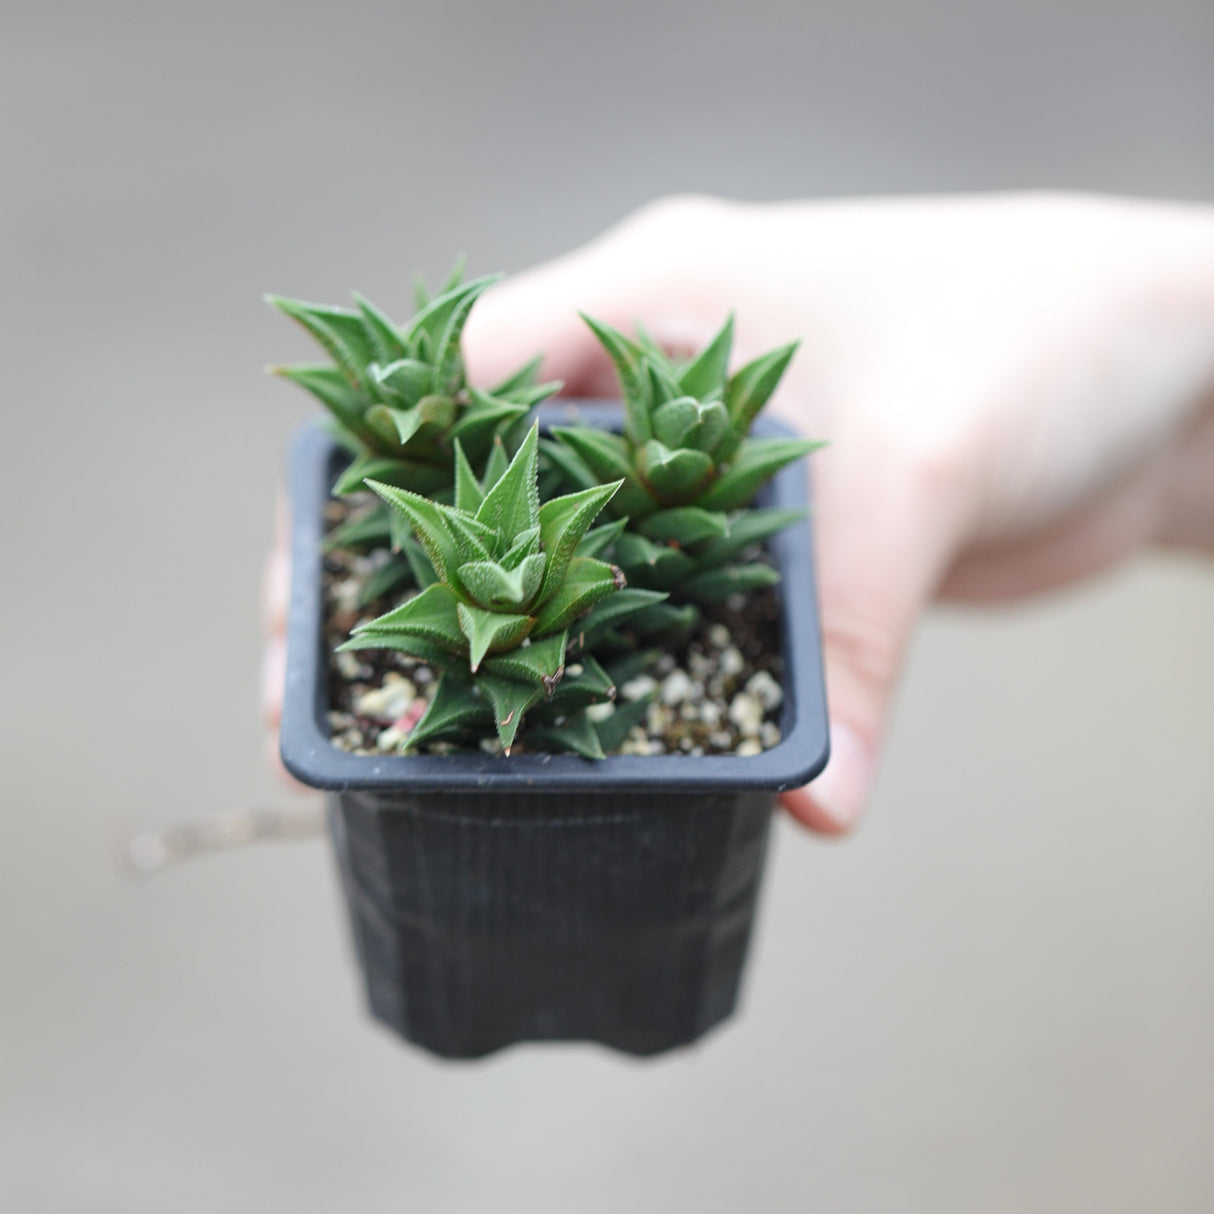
[459,193,1214,834]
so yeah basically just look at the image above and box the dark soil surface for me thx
[321,498,787,757]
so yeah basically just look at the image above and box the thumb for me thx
[781,443,965,834]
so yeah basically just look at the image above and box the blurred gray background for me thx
[2,1,1213,1210]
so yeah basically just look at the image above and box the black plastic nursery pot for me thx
[280,404,830,1059]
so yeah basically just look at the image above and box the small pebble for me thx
[354,673,417,722]
[720,646,745,678]
[707,623,731,649]
[377,726,404,752]
[660,670,696,706]
[621,675,658,702]
[585,702,616,723]
[333,577,361,613]
[760,721,782,748]
[656,653,676,675]
[647,702,671,734]
[745,670,784,711]
[728,692,764,738]
[735,738,763,757]
[336,651,368,681]
[700,701,723,728]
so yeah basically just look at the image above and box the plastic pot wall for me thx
[281,403,830,1058]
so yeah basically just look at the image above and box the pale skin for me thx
[264,192,1214,834]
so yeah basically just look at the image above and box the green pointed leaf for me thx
[336,456,450,498]
[638,506,730,548]
[539,437,600,495]
[525,714,605,761]
[404,672,490,752]
[650,397,729,453]
[452,440,484,513]
[323,502,392,551]
[579,313,652,443]
[481,632,568,691]
[430,275,502,395]
[497,380,562,409]
[456,553,546,611]
[591,694,654,754]
[407,273,501,346]
[398,532,438,587]
[637,441,714,502]
[356,556,414,607]
[678,313,734,400]
[697,436,823,512]
[441,510,497,566]
[491,353,543,396]
[438,255,467,295]
[456,603,535,671]
[352,293,409,365]
[336,630,453,666]
[568,588,669,650]
[475,422,540,539]
[696,506,807,566]
[717,341,800,461]
[371,358,432,407]
[266,296,374,391]
[547,655,614,707]
[536,481,622,604]
[613,531,698,589]
[549,426,646,504]
[354,583,466,652]
[644,357,684,410]
[603,649,662,689]
[500,525,541,570]
[449,389,531,463]
[532,557,624,636]
[575,517,627,559]
[633,320,677,371]
[271,364,377,447]
[366,481,461,580]
[651,396,702,448]
[682,563,781,601]
[480,435,510,491]
[628,601,700,638]
[412,273,430,313]
[364,404,425,450]
[476,675,543,751]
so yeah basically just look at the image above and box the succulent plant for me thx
[544,314,821,608]
[338,423,666,756]
[268,265,558,508]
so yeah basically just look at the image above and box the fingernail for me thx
[810,724,873,831]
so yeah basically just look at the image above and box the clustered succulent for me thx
[271,266,819,760]
[268,265,557,546]
[546,314,821,613]
[338,425,663,756]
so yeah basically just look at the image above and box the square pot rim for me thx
[280,402,830,795]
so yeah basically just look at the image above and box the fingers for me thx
[463,196,737,394]
[780,439,968,834]
[262,491,308,791]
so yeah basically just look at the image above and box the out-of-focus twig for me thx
[120,803,326,878]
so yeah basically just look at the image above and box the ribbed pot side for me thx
[327,787,774,1058]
